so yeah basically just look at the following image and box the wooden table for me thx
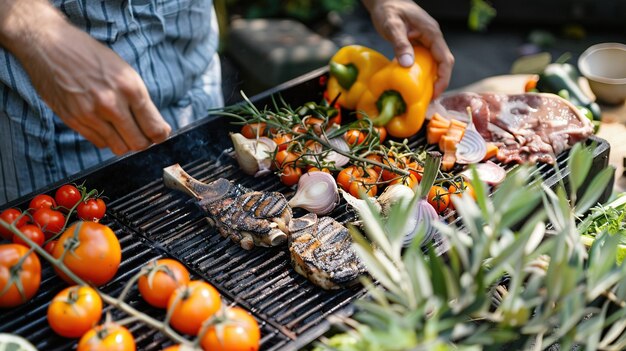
[458,74,626,193]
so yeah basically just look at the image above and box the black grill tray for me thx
[0,67,612,351]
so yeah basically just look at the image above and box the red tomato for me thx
[77,198,107,222]
[55,184,83,211]
[279,165,303,187]
[47,285,103,338]
[0,208,29,241]
[371,126,387,143]
[241,122,267,139]
[12,224,45,247]
[44,240,58,256]
[427,186,450,213]
[29,194,57,211]
[32,208,66,239]
[78,323,135,351]
[52,221,121,286]
[0,244,41,307]
[200,306,260,351]
[138,258,190,309]
[168,280,222,336]
[343,129,366,147]
[337,166,378,197]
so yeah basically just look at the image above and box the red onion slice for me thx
[456,128,487,164]
[461,161,506,186]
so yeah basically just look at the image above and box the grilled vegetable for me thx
[288,171,339,215]
[326,45,390,109]
[356,46,437,138]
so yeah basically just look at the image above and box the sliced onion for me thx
[403,199,438,247]
[461,161,506,185]
[456,122,487,164]
[322,136,350,168]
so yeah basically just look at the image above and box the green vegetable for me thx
[536,63,602,121]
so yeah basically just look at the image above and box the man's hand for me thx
[0,0,171,155]
[362,0,454,98]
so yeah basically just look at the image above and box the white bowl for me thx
[578,42,626,105]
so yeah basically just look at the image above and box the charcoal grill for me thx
[0,67,612,351]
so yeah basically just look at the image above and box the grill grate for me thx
[0,69,611,351]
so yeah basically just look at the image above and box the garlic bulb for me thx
[377,184,415,217]
[288,172,340,215]
[230,133,276,177]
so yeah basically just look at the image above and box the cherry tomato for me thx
[0,208,29,241]
[371,126,387,143]
[78,323,135,351]
[32,208,66,239]
[55,184,83,211]
[77,198,107,222]
[303,117,325,135]
[307,167,331,174]
[448,180,477,209]
[337,166,378,197]
[47,285,103,338]
[291,124,307,134]
[29,194,57,211]
[343,129,366,147]
[241,122,267,139]
[12,224,45,247]
[274,150,299,168]
[427,185,450,213]
[272,133,293,151]
[380,157,400,181]
[52,221,121,286]
[279,165,302,187]
[168,280,222,336]
[44,240,58,255]
[0,244,41,307]
[138,258,190,309]
[403,158,424,182]
[200,306,260,351]
[161,346,182,351]
[389,173,419,188]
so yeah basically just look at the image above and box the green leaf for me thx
[575,167,615,216]
[567,142,593,196]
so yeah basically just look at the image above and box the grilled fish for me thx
[288,213,367,290]
[163,164,292,250]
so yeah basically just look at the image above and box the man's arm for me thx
[0,0,170,155]
[362,0,454,97]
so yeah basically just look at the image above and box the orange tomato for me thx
[241,123,266,139]
[337,166,378,197]
[372,126,387,143]
[52,221,121,286]
[78,323,135,351]
[389,173,419,188]
[47,285,103,338]
[272,133,293,151]
[0,244,41,307]
[168,280,222,336]
[448,180,476,209]
[274,150,299,168]
[343,129,366,147]
[307,167,331,174]
[138,258,190,309]
[280,165,302,187]
[427,186,450,213]
[200,306,260,351]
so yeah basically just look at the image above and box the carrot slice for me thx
[427,127,448,144]
[483,142,499,161]
[449,119,467,129]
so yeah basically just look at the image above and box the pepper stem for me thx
[329,62,358,90]
[373,90,406,127]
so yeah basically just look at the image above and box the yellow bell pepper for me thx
[355,46,437,138]
[326,45,390,110]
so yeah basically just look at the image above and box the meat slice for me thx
[288,213,367,290]
[427,92,593,164]
[163,164,291,250]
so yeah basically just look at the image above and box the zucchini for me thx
[536,63,602,121]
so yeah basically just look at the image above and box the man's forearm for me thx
[0,0,66,59]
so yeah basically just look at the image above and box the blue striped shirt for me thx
[0,0,223,204]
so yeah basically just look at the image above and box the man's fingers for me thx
[384,19,415,67]
[80,115,129,155]
[129,93,171,144]
[429,40,454,97]
[98,99,151,151]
